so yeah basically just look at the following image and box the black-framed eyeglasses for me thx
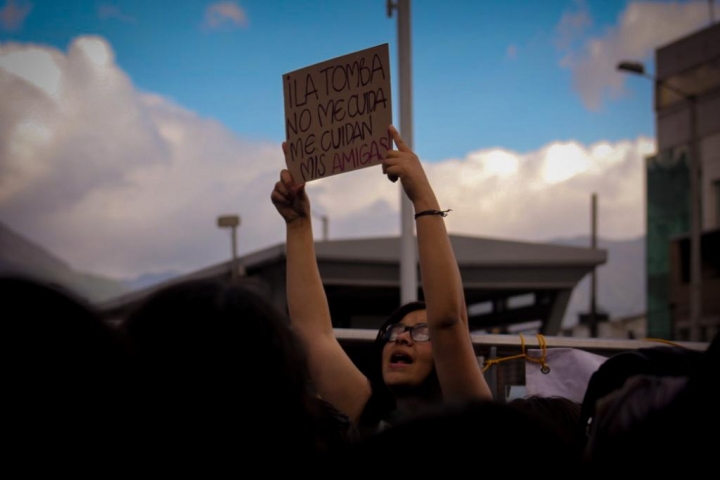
[382,323,430,342]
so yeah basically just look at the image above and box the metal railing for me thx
[335,328,709,401]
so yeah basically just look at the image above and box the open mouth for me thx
[390,352,413,365]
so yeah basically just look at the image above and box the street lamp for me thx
[617,60,703,340]
[312,211,329,241]
[217,214,241,282]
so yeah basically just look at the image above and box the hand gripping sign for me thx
[283,44,393,183]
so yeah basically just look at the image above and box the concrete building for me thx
[647,21,720,340]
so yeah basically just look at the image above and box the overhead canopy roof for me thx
[101,234,607,334]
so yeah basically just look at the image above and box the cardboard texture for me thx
[283,44,393,182]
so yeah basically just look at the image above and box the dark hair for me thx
[343,400,585,475]
[360,301,437,429]
[123,279,310,392]
[1,275,129,460]
[508,395,583,457]
[1,275,127,383]
[121,279,353,462]
[578,345,705,450]
[582,336,719,472]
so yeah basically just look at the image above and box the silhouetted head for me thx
[122,279,350,463]
[124,279,307,391]
[1,275,126,388]
[508,395,583,457]
[1,275,128,458]
[583,336,720,473]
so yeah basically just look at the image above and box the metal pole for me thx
[231,225,239,282]
[218,215,241,282]
[688,96,702,341]
[590,193,598,338]
[388,0,418,305]
[311,212,329,241]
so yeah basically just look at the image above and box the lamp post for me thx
[617,61,702,340]
[590,192,598,338]
[217,214,241,282]
[312,211,329,241]
[388,0,418,304]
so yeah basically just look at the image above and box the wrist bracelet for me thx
[414,209,452,219]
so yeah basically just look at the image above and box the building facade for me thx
[648,22,720,340]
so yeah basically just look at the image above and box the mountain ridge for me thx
[547,235,645,328]
[0,222,131,304]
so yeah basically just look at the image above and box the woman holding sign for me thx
[271,125,492,434]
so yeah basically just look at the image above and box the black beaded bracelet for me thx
[414,209,452,219]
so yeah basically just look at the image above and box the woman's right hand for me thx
[271,143,310,224]
[382,126,434,206]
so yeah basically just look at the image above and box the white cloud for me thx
[422,137,655,242]
[0,36,277,277]
[0,36,655,281]
[0,0,32,31]
[559,0,712,110]
[203,1,248,30]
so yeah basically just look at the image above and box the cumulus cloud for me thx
[98,4,137,24]
[0,36,277,277]
[203,1,248,30]
[559,0,712,110]
[301,135,655,253]
[0,35,655,281]
[0,0,32,31]
[421,137,654,242]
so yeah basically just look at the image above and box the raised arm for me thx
[382,126,492,402]
[271,148,371,423]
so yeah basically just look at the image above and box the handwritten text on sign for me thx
[283,44,393,182]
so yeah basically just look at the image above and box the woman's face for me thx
[381,309,434,388]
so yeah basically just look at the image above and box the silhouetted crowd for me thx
[3,274,716,475]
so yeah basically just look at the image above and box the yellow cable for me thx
[482,353,526,373]
[483,333,690,376]
[644,338,684,348]
[482,333,551,374]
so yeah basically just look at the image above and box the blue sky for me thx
[0,0,716,290]
[1,0,666,160]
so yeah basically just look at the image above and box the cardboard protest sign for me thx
[283,44,393,183]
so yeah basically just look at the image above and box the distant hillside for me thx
[548,236,645,328]
[0,222,131,304]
